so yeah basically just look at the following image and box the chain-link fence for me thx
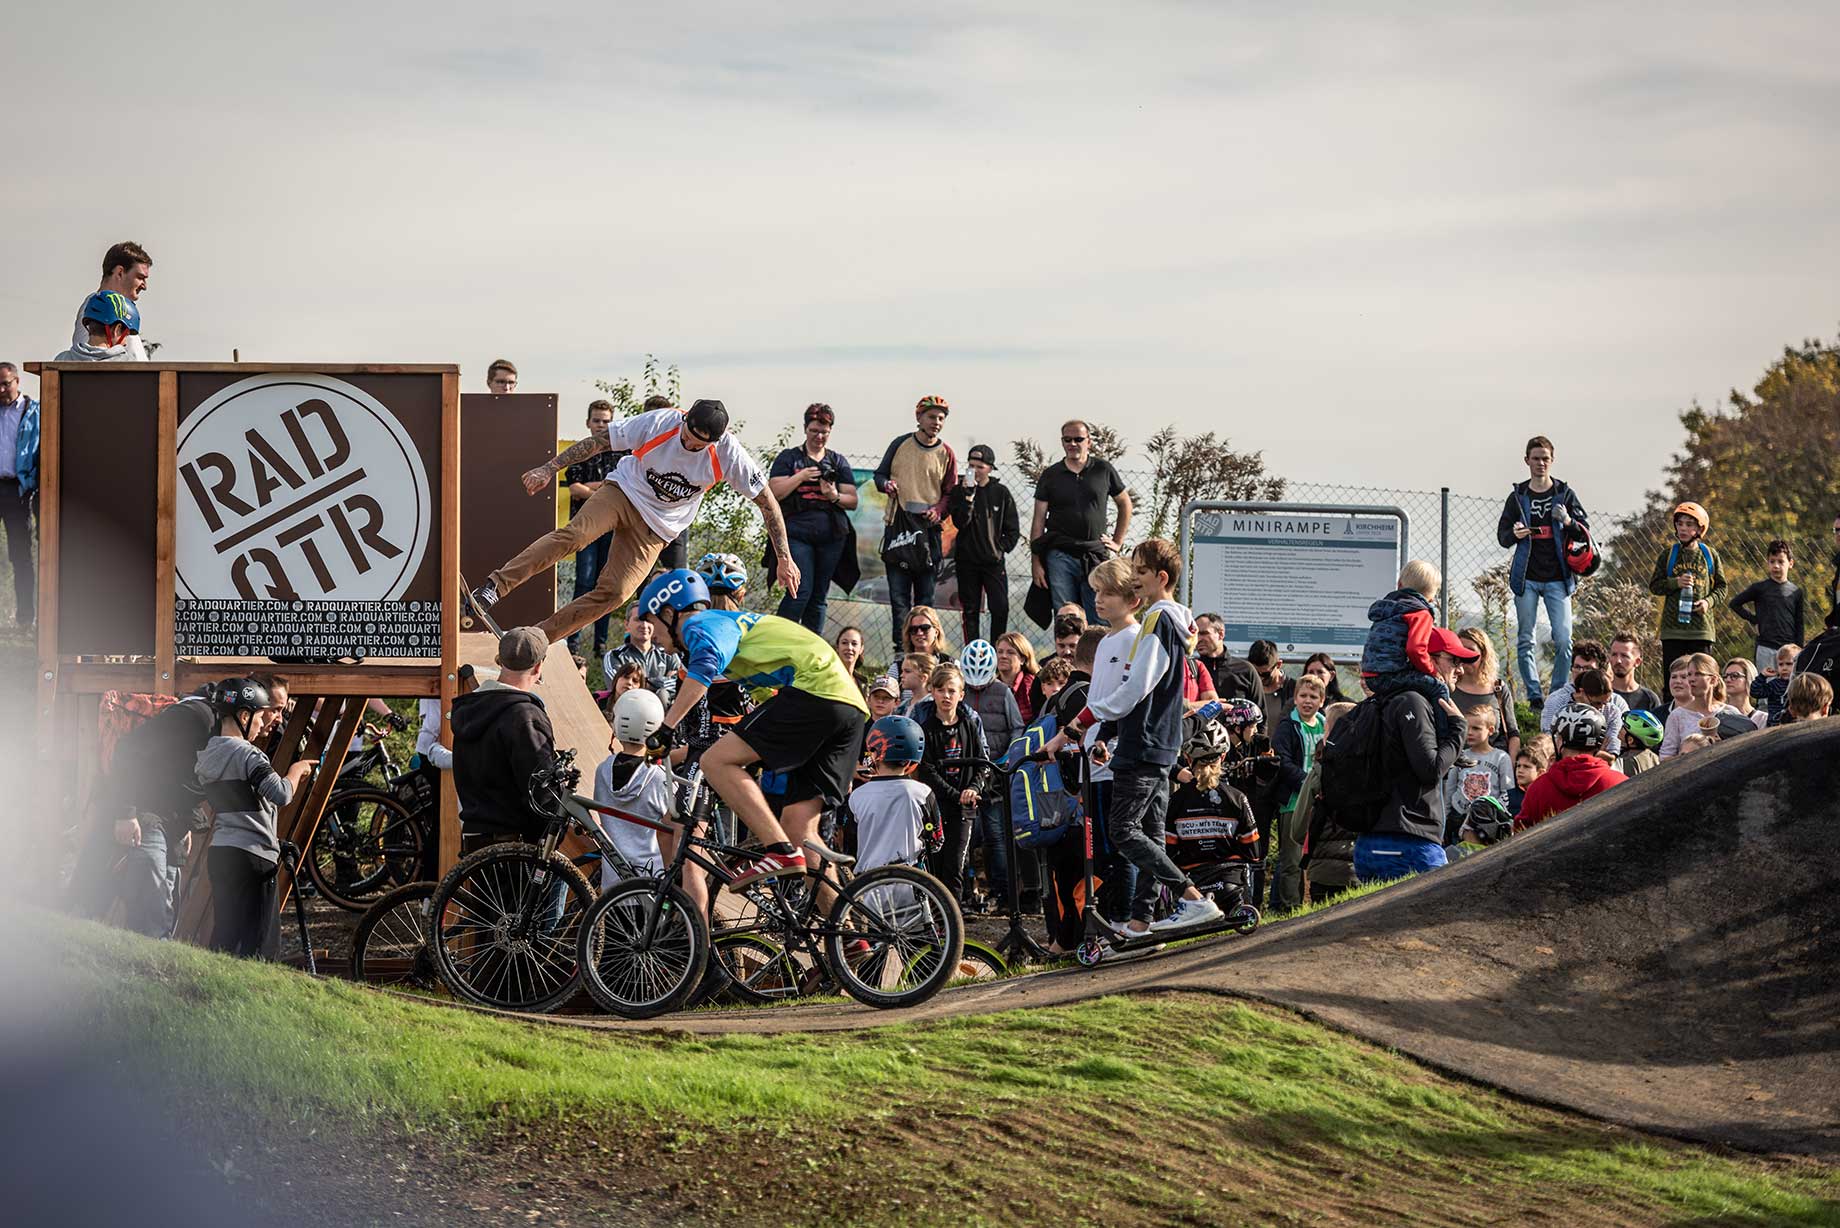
[558,468,1821,695]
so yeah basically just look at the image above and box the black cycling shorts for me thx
[732,687,867,811]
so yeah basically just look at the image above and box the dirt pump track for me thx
[463,717,1840,1163]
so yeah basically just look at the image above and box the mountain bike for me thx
[573,757,965,1019]
[305,725,431,911]
[422,752,656,1013]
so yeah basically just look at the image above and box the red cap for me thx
[1428,627,1479,661]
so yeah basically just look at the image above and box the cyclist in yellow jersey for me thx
[639,570,868,886]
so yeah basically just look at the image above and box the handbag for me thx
[880,506,937,573]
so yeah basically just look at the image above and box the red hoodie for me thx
[1514,754,1627,830]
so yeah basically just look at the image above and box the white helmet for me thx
[959,639,998,687]
[612,687,665,746]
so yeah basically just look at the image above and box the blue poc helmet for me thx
[81,290,139,332]
[865,715,925,767]
[636,569,711,620]
[696,552,748,594]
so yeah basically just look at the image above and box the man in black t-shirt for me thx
[1496,435,1588,707]
[1029,419,1131,621]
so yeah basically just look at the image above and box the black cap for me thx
[684,399,729,441]
[967,443,997,468]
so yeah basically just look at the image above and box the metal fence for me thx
[554,470,1814,694]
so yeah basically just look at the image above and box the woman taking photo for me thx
[1453,628,1520,761]
[995,631,1040,724]
[768,402,858,633]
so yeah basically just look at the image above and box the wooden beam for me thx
[439,370,462,875]
[55,660,443,697]
[25,361,460,375]
[154,370,178,692]
[277,696,367,913]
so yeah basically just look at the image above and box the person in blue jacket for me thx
[1496,435,1589,707]
[0,362,39,627]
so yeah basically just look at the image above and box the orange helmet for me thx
[915,395,950,415]
[1671,502,1709,532]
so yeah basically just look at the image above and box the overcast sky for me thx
[6,2,1837,517]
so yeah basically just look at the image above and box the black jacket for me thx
[915,704,993,818]
[1828,551,1840,631]
[1374,690,1464,844]
[1196,651,1263,705]
[948,478,1020,568]
[451,684,556,838]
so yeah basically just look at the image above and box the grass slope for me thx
[30,909,1840,1227]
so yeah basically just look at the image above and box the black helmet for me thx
[684,399,729,442]
[211,676,273,718]
[1552,702,1607,752]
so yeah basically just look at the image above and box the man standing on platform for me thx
[0,363,38,628]
[71,241,152,362]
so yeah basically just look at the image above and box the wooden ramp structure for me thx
[457,631,610,767]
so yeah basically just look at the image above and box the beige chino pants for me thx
[487,482,667,645]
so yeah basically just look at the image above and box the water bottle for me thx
[1194,699,1224,723]
[1677,576,1694,625]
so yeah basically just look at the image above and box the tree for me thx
[1138,426,1286,541]
[1599,335,1840,669]
[593,353,680,420]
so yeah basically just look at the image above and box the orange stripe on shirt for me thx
[632,427,680,461]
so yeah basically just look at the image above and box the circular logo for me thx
[175,374,432,601]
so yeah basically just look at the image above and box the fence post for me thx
[1439,487,1450,625]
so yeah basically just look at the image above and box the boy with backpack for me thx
[1045,539,1222,937]
[1728,541,1805,676]
[1646,502,1728,680]
[847,715,945,872]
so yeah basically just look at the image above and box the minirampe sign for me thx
[1189,508,1405,661]
[174,373,440,658]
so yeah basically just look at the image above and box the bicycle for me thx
[349,880,440,991]
[305,725,432,911]
[423,752,659,1013]
[571,755,965,1019]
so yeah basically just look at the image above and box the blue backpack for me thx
[1005,714,1075,848]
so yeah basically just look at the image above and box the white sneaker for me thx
[1149,895,1224,932]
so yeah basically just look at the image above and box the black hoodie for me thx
[451,683,556,838]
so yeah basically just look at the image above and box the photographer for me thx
[769,403,860,633]
[450,629,558,853]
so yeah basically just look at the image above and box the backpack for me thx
[1792,627,1840,692]
[1315,695,1390,833]
[1005,715,1074,848]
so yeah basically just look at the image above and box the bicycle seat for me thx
[802,840,855,868]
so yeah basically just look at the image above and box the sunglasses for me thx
[1723,671,1748,680]
[909,623,935,634]
[1062,436,1089,445]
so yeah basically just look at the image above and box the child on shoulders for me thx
[1361,560,1455,737]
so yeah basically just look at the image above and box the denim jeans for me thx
[567,532,614,656]
[1513,578,1573,702]
[976,798,1011,903]
[1044,549,1098,622]
[1107,764,1190,923]
[886,563,937,654]
[1353,833,1447,883]
[777,532,847,634]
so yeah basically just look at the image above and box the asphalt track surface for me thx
[482,715,1840,1162]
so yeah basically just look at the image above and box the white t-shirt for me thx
[1082,623,1139,784]
[593,754,670,887]
[71,299,149,361]
[847,776,937,872]
[415,697,452,770]
[606,408,767,541]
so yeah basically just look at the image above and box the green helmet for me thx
[1622,709,1664,751]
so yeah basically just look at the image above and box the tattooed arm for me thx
[754,489,802,596]
[521,423,610,495]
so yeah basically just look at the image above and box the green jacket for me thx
[1648,538,1727,642]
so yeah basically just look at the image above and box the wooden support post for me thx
[277,696,367,912]
[32,370,63,892]
[439,370,461,875]
[154,370,178,692]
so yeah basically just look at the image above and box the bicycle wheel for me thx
[824,864,964,1009]
[428,843,595,1013]
[710,931,805,1004]
[955,939,1008,983]
[308,789,425,912]
[577,878,708,1019]
[350,881,440,991]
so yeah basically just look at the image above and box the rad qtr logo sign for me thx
[176,374,432,601]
